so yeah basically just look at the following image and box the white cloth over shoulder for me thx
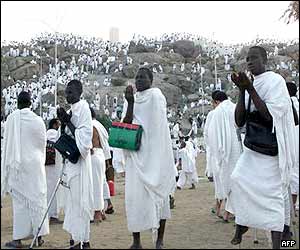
[208,100,240,198]
[1,108,49,236]
[228,71,297,232]
[92,119,111,160]
[63,100,94,241]
[245,71,297,186]
[123,88,177,233]
[290,96,299,194]
[203,110,215,177]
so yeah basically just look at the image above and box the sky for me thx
[1,1,299,45]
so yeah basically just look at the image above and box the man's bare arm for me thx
[123,85,134,124]
[235,89,246,127]
[123,102,134,124]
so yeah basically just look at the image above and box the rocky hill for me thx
[1,38,299,127]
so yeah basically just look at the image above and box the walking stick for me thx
[29,158,69,249]
[235,128,259,245]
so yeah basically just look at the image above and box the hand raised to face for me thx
[231,72,254,91]
[57,107,71,124]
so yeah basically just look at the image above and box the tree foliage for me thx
[281,1,299,24]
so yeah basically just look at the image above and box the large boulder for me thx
[128,41,156,54]
[187,93,199,102]
[11,63,40,81]
[172,40,201,58]
[122,64,139,78]
[111,77,127,86]
[153,81,182,105]
[164,74,196,94]
[5,57,32,71]
[129,52,168,65]
[158,51,185,64]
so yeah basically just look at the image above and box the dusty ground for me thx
[1,153,298,249]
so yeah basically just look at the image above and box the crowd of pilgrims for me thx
[2,32,299,123]
[1,32,299,151]
[1,31,299,249]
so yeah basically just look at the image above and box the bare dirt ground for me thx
[1,153,298,249]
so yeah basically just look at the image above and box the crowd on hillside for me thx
[1,32,299,128]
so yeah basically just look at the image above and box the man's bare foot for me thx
[38,236,44,246]
[156,240,164,249]
[223,211,230,222]
[231,224,248,245]
[105,205,114,214]
[5,240,23,248]
[101,211,106,220]
[216,201,222,218]
[94,211,102,224]
[129,243,143,249]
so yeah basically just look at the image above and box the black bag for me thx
[45,140,56,165]
[54,126,81,164]
[244,97,278,156]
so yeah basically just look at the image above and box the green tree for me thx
[281,1,299,24]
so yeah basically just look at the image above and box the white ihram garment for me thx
[228,71,297,232]
[62,100,94,242]
[122,88,177,233]
[45,129,60,218]
[186,140,199,184]
[290,96,299,195]
[112,147,125,173]
[177,147,194,188]
[1,108,49,240]
[203,110,215,178]
[205,110,226,200]
[91,119,111,211]
[91,148,106,211]
[208,100,241,204]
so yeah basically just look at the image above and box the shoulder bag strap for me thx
[291,98,299,126]
[246,94,251,120]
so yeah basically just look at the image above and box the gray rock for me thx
[111,77,127,86]
[128,41,156,54]
[11,64,40,81]
[129,52,167,65]
[152,81,182,105]
[122,64,139,78]
[187,94,199,102]
[173,40,201,58]
[166,74,196,94]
